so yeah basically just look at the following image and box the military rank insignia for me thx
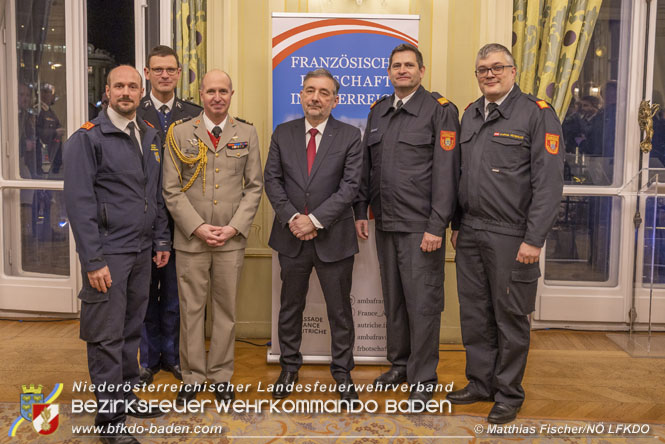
[80,122,95,130]
[226,142,248,150]
[536,100,550,109]
[545,133,560,154]
[150,144,160,163]
[440,131,456,151]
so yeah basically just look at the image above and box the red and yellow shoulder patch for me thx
[80,121,95,130]
[545,133,560,155]
[536,100,549,109]
[440,130,456,151]
[437,96,449,106]
[143,120,155,128]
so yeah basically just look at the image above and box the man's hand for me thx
[450,230,459,250]
[87,266,112,293]
[194,223,226,247]
[289,214,316,239]
[300,231,318,241]
[153,251,170,268]
[217,226,239,244]
[516,242,541,264]
[355,220,369,240]
[420,232,443,252]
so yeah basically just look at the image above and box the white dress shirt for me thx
[484,85,514,119]
[150,91,175,113]
[107,106,142,152]
[393,89,417,108]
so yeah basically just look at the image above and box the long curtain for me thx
[513,0,602,119]
[174,0,207,104]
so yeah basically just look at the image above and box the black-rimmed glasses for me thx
[475,65,513,77]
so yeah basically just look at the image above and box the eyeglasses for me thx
[475,65,513,77]
[149,67,179,75]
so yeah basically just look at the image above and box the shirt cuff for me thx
[288,213,299,224]
[308,213,323,230]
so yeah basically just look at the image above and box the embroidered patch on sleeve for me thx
[440,131,456,151]
[545,133,560,155]
[536,100,549,109]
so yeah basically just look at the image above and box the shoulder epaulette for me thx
[172,116,194,127]
[370,94,390,110]
[525,95,552,110]
[177,98,203,109]
[81,121,95,130]
[143,120,155,128]
[430,91,450,106]
[235,117,253,126]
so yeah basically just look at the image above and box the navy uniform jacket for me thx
[455,85,564,247]
[137,95,202,237]
[265,116,363,263]
[353,85,461,237]
[137,95,202,145]
[63,110,171,272]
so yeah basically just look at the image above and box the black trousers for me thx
[78,250,152,426]
[277,241,355,378]
[374,229,445,386]
[455,225,541,406]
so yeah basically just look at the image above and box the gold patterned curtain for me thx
[513,0,602,119]
[174,0,207,104]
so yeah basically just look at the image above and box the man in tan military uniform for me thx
[162,70,263,404]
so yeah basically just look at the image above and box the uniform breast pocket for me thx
[367,131,383,148]
[398,132,432,169]
[225,147,249,175]
[487,133,530,169]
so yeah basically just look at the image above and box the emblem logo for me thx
[9,383,63,437]
[32,404,59,435]
[545,133,560,155]
[440,130,456,151]
[150,144,160,163]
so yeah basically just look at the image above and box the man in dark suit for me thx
[136,45,201,384]
[264,68,363,403]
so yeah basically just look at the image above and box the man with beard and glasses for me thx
[64,65,171,444]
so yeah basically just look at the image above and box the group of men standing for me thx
[63,41,563,444]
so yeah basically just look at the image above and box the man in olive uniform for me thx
[136,45,202,384]
[447,44,564,424]
[162,70,263,405]
[353,43,460,402]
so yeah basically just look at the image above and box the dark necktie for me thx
[395,99,403,112]
[307,128,318,175]
[159,104,169,116]
[212,125,222,138]
[127,121,141,153]
[487,102,499,120]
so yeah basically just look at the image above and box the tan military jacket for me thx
[162,111,263,252]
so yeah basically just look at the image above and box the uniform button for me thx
[236,153,240,157]
[215,184,219,189]
[214,200,218,205]
[215,168,220,173]
[215,153,219,158]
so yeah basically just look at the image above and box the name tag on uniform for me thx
[493,131,524,141]
[227,142,248,150]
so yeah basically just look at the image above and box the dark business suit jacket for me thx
[265,115,363,263]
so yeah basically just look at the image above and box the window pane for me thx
[545,196,618,284]
[642,197,665,285]
[3,189,69,276]
[561,0,622,186]
[649,3,665,168]
[16,0,67,180]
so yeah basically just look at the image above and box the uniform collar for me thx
[106,105,140,133]
[474,84,522,120]
[149,91,175,112]
[202,112,228,134]
[381,85,426,117]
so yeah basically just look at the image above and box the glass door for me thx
[0,0,87,314]
[536,0,651,325]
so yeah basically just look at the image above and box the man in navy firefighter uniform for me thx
[446,44,564,424]
[353,43,460,402]
[136,45,201,384]
[64,65,170,444]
